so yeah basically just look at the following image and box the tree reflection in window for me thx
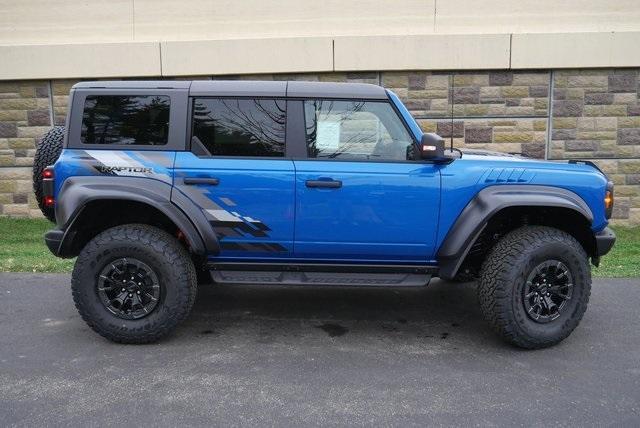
[81,95,170,145]
[304,100,413,161]
[192,98,286,157]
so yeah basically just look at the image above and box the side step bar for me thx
[206,262,437,287]
[210,271,431,287]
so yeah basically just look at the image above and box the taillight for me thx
[604,181,614,219]
[42,167,55,208]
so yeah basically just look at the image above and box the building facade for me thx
[0,1,639,223]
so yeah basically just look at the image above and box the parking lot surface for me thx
[1,273,639,426]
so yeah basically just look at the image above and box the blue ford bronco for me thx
[33,80,616,348]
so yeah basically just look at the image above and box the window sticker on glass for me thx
[316,120,340,151]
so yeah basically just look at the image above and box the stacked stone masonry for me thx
[0,69,638,224]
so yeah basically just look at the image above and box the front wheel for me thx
[71,224,197,343]
[478,226,591,349]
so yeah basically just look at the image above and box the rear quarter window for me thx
[191,98,286,157]
[81,95,170,146]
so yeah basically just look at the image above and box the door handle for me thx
[305,179,342,189]
[183,177,220,185]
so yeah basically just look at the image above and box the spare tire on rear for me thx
[32,126,64,222]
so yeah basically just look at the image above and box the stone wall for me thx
[0,81,51,217]
[0,68,638,224]
[547,69,640,225]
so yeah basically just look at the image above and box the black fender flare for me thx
[436,185,593,280]
[54,176,219,256]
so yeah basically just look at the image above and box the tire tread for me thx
[32,126,64,222]
[71,224,197,344]
[478,225,591,349]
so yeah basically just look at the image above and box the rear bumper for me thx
[594,227,616,257]
[44,229,64,257]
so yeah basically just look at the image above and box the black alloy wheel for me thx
[522,260,573,323]
[97,258,161,320]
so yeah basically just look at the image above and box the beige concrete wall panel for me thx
[334,34,510,71]
[435,0,640,34]
[0,43,161,80]
[161,38,333,76]
[512,32,640,69]
[0,0,134,44]
[133,0,433,41]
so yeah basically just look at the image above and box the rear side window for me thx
[191,98,286,157]
[303,100,414,161]
[81,95,170,146]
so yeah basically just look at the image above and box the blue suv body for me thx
[36,80,615,348]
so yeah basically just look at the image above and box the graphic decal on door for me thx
[175,180,287,253]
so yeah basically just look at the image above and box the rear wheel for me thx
[71,224,197,343]
[478,226,591,349]
[32,126,64,222]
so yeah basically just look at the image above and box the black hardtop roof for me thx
[72,80,388,100]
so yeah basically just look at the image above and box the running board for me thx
[207,261,437,274]
[209,270,432,287]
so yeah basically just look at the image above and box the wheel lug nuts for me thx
[121,288,125,292]
[128,293,132,297]
[137,291,140,294]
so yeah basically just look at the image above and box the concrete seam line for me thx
[159,42,163,76]
[132,0,136,41]
[332,39,335,72]
[433,0,437,32]
[509,33,513,69]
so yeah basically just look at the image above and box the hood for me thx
[458,148,526,158]
[449,148,608,177]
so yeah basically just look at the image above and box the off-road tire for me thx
[478,226,591,349]
[33,126,64,222]
[71,224,197,344]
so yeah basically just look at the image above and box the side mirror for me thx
[419,133,445,160]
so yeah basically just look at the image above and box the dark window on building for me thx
[191,98,286,157]
[304,100,413,161]
[81,95,170,145]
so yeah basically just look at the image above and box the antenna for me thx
[450,74,454,152]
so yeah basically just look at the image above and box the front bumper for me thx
[594,227,616,257]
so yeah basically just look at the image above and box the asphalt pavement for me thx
[1,273,639,426]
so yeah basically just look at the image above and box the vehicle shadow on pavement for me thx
[183,279,503,348]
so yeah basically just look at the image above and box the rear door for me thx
[173,97,295,260]
[293,99,441,263]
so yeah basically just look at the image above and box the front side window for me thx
[191,98,286,157]
[304,100,414,161]
[81,95,170,145]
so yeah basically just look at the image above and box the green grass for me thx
[0,217,638,277]
[592,226,640,278]
[0,217,75,273]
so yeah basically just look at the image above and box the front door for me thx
[173,97,295,260]
[293,99,441,263]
